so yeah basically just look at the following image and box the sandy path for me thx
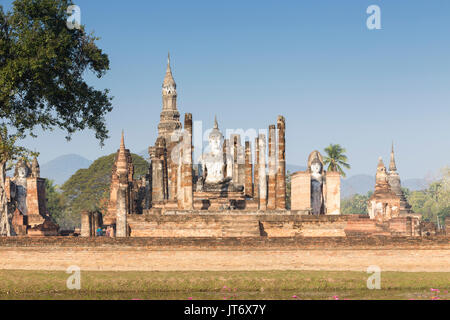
[1,247,449,272]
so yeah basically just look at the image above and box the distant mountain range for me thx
[40,154,429,195]
[341,174,428,198]
[40,154,92,186]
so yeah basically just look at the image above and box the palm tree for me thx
[323,144,351,178]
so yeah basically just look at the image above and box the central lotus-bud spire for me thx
[163,52,176,91]
[157,53,182,139]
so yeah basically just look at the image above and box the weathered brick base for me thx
[124,213,421,238]
[1,237,448,272]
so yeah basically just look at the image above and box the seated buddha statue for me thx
[198,117,243,193]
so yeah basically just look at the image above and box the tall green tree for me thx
[341,191,373,215]
[406,167,450,226]
[0,0,112,235]
[60,153,148,229]
[323,144,351,178]
[45,179,65,227]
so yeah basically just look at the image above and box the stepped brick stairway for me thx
[220,216,261,237]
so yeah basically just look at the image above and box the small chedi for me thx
[290,151,341,215]
[345,145,422,236]
[5,157,59,236]
[368,145,418,223]
[368,157,401,222]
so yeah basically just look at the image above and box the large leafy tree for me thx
[407,166,450,226]
[341,191,373,215]
[323,144,351,178]
[60,153,148,229]
[0,0,112,235]
[45,179,65,227]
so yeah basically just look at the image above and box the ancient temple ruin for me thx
[368,145,420,223]
[6,158,59,236]
[79,57,427,238]
[113,56,285,215]
[345,146,422,237]
[368,157,401,222]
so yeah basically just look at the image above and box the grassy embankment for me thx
[0,270,448,300]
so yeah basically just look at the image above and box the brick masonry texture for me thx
[0,237,448,272]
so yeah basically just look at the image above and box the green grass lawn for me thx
[0,270,448,300]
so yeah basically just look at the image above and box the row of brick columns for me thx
[81,211,102,237]
[254,116,286,211]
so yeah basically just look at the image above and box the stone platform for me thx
[1,237,449,272]
[125,212,419,238]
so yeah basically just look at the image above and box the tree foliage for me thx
[0,0,112,235]
[406,167,450,225]
[342,167,450,225]
[58,153,148,229]
[44,178,65,226]
[341,191,373,215]
[323,144,350,178]
[0,124,37,166]
[0,0,112,142]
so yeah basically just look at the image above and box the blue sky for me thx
[3,0,450,179]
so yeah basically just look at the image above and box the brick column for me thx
[291,172,311,211]
[258,134,267,211]
[254,137,260,200]
[182,113,193,209]
[116,184,127,237]
[244,141,253,198]
[276,116,287,210]
[267,125,276,210]
[325,171,341,215]
[169,146,178,201]
[115,144,128,237]
[80,211,92,237]
[93,211,101,236]
[150,141,166,203]
[232,135,239,184]
[238,143,245,186]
